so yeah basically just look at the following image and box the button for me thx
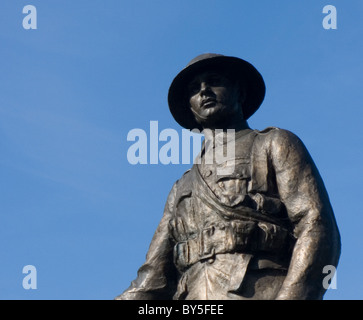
[207,258,214,264]
[205,170,212,177]
[218,223,225,230]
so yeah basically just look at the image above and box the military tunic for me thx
[116,127,340,300]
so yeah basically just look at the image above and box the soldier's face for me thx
[187,70,243,128]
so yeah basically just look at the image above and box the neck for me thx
[201,118,250,132]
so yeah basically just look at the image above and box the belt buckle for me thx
[201,248,215,264]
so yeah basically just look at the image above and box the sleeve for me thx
[267,129,341,300]
[115,182,178,300]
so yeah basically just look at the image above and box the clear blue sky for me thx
[0,0,362,299]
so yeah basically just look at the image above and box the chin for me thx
[200,105,223,118]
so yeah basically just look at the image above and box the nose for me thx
[200,81,212,96]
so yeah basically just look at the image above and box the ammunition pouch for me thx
[173,219,294,271]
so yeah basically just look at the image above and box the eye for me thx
[207,75,223,86]
[188,82,200,95]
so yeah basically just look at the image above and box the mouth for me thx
[201,98,217,108]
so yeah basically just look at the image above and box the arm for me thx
[268,129,341,300]
[115,183,178,300]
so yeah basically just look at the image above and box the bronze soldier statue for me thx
[116,53,341,300]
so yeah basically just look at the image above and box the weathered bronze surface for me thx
[116,54,341,300]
